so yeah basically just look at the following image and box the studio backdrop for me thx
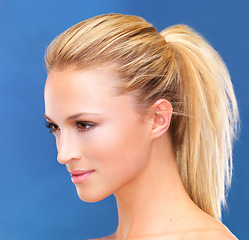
[0,0,248,239]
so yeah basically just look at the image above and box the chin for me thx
[76,187,111,203]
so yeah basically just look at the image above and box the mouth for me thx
[68,170,95,184]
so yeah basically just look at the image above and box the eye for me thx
[76,121,95,132]
[45,122,60,133]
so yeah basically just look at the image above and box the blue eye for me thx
[45,122,60,133]
[76,121,95,132]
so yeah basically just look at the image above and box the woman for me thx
[44,13,239,239]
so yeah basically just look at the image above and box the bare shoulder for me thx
[188,219,238,240]
[173,210,238,240]
[162,227,238,240]
[192,228,237,240]
[184,207,238,240]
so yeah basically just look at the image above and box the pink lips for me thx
[68,170,95,184]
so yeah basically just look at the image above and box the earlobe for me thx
[151,99,173,139]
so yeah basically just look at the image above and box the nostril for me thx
[57,149,82,165]
[57,154,68,165]
[57,149,72,165]
[56,133,82,164]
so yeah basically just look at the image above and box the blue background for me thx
[0,0,248,239]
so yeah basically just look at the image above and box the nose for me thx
[56,131,82,165]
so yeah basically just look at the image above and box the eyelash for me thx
[76,121,95,132]
[45,121,95,133]
[45,122,59,133]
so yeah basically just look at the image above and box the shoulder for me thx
[182,208,238,240]
[176,212,238,240]
[206,229,237,240]
[190,227,237,240]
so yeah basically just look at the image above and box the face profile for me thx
[44,13,239,240]
[44,66,169,203]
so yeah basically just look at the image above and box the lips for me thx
[68,170,95,184]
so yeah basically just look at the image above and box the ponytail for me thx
[160,25,239,220]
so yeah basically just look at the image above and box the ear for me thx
[151,99,173,139]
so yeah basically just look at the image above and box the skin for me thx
[44,65,237,240]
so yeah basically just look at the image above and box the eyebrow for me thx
[44,112,101,122]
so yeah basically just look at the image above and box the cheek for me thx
[82,118,151,185]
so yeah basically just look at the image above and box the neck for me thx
[113,135,196,240]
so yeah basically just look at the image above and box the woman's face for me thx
[44,66,153,202]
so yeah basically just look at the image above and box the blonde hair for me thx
[45,13,239,220]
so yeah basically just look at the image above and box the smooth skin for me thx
[44,65,237,240]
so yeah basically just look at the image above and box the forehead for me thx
[46,65,117,94]
[44,66,135,120]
